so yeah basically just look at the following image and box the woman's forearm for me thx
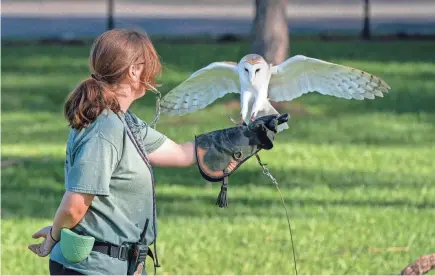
[149,139,196,167]
[180,141,196,166]
[51,191,94,240]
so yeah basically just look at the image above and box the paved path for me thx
[2,0,435,39]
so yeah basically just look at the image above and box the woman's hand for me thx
[28,226,58,257]
[27,191,94,258]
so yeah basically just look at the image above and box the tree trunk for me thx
[107,0,115,30]
[251,0,289,65]
[361,0,371,40]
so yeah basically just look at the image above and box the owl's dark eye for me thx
[244,68,249,72]
[255,68,260,74]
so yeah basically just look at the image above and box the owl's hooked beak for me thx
[249,73,255,84]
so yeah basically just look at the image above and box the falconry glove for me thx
[194,113,289,207]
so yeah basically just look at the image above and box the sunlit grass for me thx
[2,39,435,275]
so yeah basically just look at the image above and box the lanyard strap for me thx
[117,111,161,270]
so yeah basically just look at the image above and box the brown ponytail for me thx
[64,29,161,130]
[64,77,120,130]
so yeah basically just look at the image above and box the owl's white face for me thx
[238,54,270,87]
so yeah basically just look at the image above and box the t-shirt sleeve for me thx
[66,137,119,196]
[140,125,167,154]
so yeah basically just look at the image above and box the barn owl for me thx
[160,54,391,132]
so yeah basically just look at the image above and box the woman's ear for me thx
[128,64,139,82]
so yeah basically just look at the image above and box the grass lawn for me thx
[2,37,435,275]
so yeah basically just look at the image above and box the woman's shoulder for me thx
[92,109,126,143]
[68,109,125,151]
[94,109,125,131]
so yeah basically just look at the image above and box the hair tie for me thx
[91,73,102,81]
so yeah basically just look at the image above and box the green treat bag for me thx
[60,228,95,263]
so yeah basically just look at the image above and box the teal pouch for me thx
[60,228,95,263]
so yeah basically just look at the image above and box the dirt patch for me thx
[1,159,24,168]
[224,100,240,111]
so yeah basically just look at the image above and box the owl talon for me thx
[229,116,238,125]
[250,113,256,122]
[239,116,244,126]
[229,116,245,126]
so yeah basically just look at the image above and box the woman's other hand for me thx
[28,191,94,258]
[28,226,58,257]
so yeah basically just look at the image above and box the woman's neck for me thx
[117,96,134,113]
[113,84,135,112]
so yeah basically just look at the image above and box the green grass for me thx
[2,38,435,275]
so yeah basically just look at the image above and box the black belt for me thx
[72,228,156,274]
[91,241,157,275]
[92,241,131,261]
[71,229,132,261]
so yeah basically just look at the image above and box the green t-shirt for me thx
[50,109,167,275]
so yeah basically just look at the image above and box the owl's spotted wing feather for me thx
[160,62,239,116]
[268,55,391,102]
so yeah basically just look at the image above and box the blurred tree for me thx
[108,0,114,30]
[361,0,371,40]
[251,0,289,65]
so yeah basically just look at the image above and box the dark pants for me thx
[49,260,84,275]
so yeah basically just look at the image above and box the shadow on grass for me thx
[155,194,435,218]
[2,156,433,220]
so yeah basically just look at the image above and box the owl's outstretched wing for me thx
[268,55,391,102]
[160,62,239,116]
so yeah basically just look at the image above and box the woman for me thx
[28,29,286,275]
